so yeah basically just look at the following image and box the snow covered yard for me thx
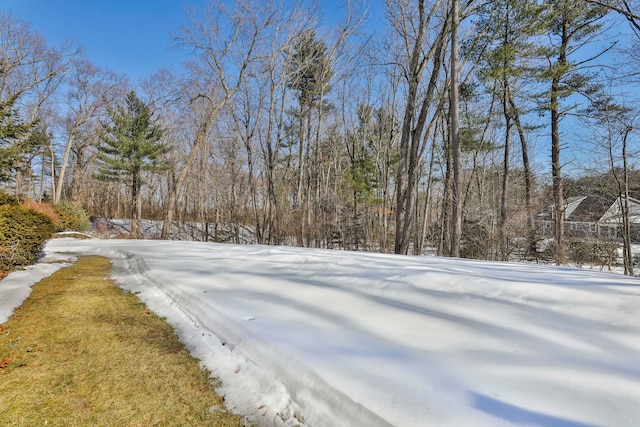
[2,238,640,427]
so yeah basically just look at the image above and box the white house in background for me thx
[540,195,640,242]
[559,195,613,222]
[598,195,640,224]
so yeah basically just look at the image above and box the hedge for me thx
[0,192,18,206]
[0,204,55,269]
[54,201,90,232]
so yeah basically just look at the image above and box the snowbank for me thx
[3,238,639,426]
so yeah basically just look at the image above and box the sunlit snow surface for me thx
[3,238,640,427]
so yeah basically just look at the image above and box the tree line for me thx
[1,0,640,272]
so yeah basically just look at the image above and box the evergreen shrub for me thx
[0,191,18,206]
[0,204,55,269]
[54,201,90,232]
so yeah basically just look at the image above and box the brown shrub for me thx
[20,200,61,227]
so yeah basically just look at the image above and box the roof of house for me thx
[598,195,640,224]
[565,195,615,222]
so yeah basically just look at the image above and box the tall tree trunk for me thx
[499,83,512,261]
[295,111,307,247]
[313,84,329,248]
[550,76,565,265]
[613,128,634,275]
[130,174,139,237]
[263,71,287,244]
[509,95,534,235]
[244,131,263,244]
[622,129,633,275]
[418,134,437,255]
[54,124,81,204]
[394,0,427,255]
[394,3,447,254]
[440,136,452,256]
[136,187,143,237]
[49,141,57,203]
[70,145,87,203]
[449,0,462,258]
[161,105,215,239]
[549,4,580,266]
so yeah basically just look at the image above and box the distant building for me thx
[546,195,615,222]
[598,195,640,224]
[539,195,640,241]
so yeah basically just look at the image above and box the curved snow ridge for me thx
[86,246,304,426]
[112,247,394,427]
[160,279,393,427]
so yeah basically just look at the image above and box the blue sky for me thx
[1,0,372,83]
[1,0,202,82]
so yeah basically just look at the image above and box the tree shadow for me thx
[471,392,598,427]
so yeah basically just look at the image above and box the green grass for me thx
[0,256,243,426]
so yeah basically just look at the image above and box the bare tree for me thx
[0,12,76,194]
[386,0,449,254]
[258,12,307,244]
[160,0,282,239]
[54,56,126,203]
[586,91,637,275]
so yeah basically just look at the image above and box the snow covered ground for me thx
[2,238,640,427]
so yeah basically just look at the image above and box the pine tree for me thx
[287,29,332,112]
[0,94,36,183]
[95,91,168,237]
[542,0,608,264]
[475,0,548,259]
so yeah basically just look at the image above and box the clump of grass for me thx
[0,256,243,426]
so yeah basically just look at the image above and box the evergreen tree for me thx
[287,29,333,112]
[542,0,608,264]
[0,94,36,182]
[95,91,168,237]
[475,0,548,259]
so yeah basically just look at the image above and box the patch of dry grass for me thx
[0,256,243,426]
